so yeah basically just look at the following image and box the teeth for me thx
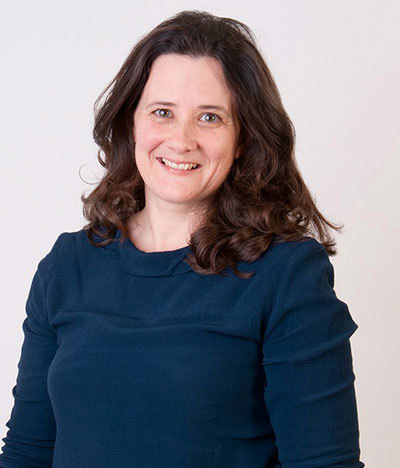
[161,157,199,170]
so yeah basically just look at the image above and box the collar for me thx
[104,228,194,277]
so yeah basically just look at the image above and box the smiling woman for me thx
[0,9,364,468]
[84,11,344,264]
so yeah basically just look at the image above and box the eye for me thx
[153,108,171,118]
[200,112,221,123]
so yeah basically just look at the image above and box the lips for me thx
[156,156,201,166]
[156,157,201,175]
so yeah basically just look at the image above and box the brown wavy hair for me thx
[81,9,343,279]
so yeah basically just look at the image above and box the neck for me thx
[127,203,206,252]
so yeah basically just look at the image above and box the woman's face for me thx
[133,53,240,211]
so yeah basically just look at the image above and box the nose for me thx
[166,120,198,153]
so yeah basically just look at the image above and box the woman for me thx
[0,10,364,468]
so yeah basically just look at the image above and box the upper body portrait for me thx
[0,10,364,468]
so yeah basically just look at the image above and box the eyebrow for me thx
[145,101,230,114]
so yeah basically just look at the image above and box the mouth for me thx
[156,157,201,172]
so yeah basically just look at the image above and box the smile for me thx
[156,157,201,172]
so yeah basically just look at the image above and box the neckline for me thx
[104,228,194,276]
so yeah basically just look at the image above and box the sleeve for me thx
[262,238,364,468]
[0,233,64,468]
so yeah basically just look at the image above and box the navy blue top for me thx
[0,228,364,467]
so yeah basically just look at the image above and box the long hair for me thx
[81,9,343,278]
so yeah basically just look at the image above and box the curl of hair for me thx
[81,9,343,279]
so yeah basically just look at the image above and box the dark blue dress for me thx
[0,229,364,467]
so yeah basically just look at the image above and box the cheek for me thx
[135,121,164,151]
[203,135,236,165]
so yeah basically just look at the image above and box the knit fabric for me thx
[0,228,364,467]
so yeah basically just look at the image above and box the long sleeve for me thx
[262,239,364,467]
[0,234,64,468]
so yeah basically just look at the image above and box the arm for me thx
[0,234,63,468]
[262,239,364,467]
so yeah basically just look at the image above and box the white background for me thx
[1,1,399,466]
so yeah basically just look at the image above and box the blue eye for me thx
[200,113,220,123]
[153,109,171,118]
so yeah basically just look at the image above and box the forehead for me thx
[140,53,233,107]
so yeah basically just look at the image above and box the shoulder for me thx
[269,237,336,297]
[39,228,102,275]
[49,228,101,256]
[270,235,325,259]
[38,228,113,298]
[273,236,330,276]
[251,236,329,280]
[55,227,91,247]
